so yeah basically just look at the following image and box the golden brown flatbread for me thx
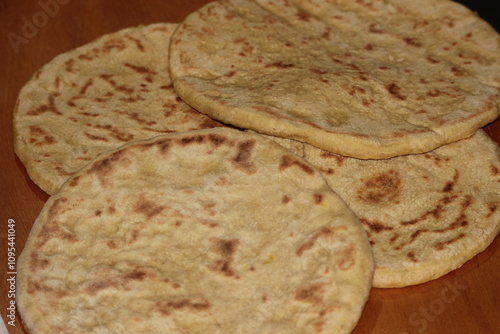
[295,129,500,287]
[17,128,374,333]
[14,23,223,195]
[169,0,500,159]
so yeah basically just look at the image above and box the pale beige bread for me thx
[17,128,374,334]
[294,129,500,288]
[13,23,224,195]
[169,0,500,159]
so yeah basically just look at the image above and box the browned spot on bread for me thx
[487,202,498,218]
[389,233,400,244]
[91,124,134,142]
[208,134,228,146]
[295,283,325,305]
[319,167,335,175]
[296,9,312,22]
[385,83,407,100]
[310,68,328,75]
[206,238,240,278]
[434,233,466,250]
[401,195,453,226]
[29,125,56,146]
[232,140,257,174]
[357,170,402,204]
[364,43,374,51]
[106,240,118,249]
[26,92,62,116]
[403,37,423,47]
[125,35,145,51]
[199,117,224,129]
[129,229,140,243]
[84,131,109,142]
[319,151,346,166]
[99,74,134,94]
[86,280,120,294]
[296,227,335,256]
[88,150,124,177]
[119,95,146,103]
[356,0,377,10]
[359,218,394,233]
[490,163,500,176]
[124,63,157,83]
[441,17,456,28]
[78,78,93,95]
[426,56,440,64]
[123,270,146,281]
[442,170,459,192]
[265,62,299,69]
[65,58,74,72]
[407,252,418,263]
[343,84,366,96]
[201,219,219,228]
[335,244,355,270]
[147,138,172,155]
[280,155,314,175]
[282,195,291,204]
[321,27,332,40]
[451,66,466,76]
[35,198,78,248]
[178,134,205,146]
[313,193,323,205]
[156,297,211,317]
[27,279,69,298]
[68,175,81,187]
[134,195,165,219]
[30,253,50,271]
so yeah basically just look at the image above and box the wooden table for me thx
[1,1,498,333]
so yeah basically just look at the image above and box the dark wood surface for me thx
[1,1,498,333]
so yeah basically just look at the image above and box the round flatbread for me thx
[17,128,373,334]
[169,0,500,159]
[14,23,223,195]
[299,129,500,287]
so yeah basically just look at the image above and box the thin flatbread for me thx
[169,0,500,159]
[16,128,374,334]
[14,23,223,195]
[296,129,500,287]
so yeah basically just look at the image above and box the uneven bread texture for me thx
[14,23,223,195]
[298,129,500,287]
[17,128,374,334]
[169,0,500,159]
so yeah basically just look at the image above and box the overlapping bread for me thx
[17,128,374,334]
[169,0,500,159]
[279,129,499,287]
[14,23,223,195]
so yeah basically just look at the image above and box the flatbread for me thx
[16,128,374,334]
[13,23,223,195]
[295,129,500,287]
[169,0,500,159]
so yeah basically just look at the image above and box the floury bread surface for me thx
[169,0,500,159]
[17,128,374,334]
[14,23,223,195]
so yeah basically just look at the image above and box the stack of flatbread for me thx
[14,0,500,333]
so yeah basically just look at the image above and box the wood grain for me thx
[0,1,498,333]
